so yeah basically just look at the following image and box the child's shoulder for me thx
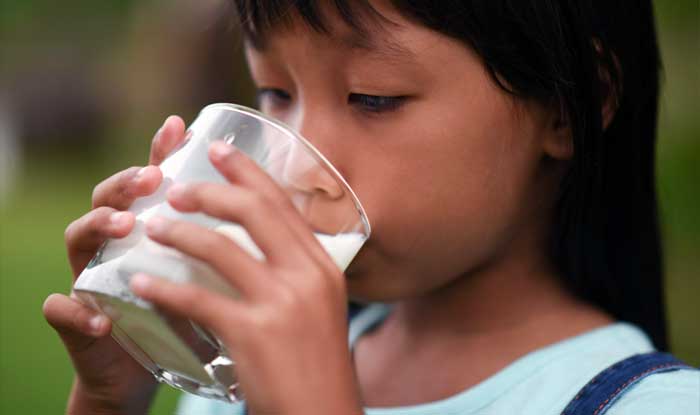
[529,322,698,415]
[349,305,698,414]
[604,367,699,415]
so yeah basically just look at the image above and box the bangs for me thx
[233,0,386,48]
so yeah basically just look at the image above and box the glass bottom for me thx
[74,289,243,403]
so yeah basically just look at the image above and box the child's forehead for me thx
[243,14,418,65]
[240,0,417,62]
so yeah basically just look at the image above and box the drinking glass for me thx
[73,103,371,402]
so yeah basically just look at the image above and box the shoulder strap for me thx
[561,352,695,415]
[348,301,365,322]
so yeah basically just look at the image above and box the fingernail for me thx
[130,273,152,293]
[210,141,234,161]
[160,116,172,131]
[89,315,106,333]
[146,216,169,235]
[110,211,131,227]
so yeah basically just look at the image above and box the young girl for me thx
[43,1,698,414]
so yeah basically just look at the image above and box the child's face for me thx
[244,2,565,302]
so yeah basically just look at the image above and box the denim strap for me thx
[561,352,695,415]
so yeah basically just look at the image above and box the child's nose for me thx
[282,139,344,200]
[281,109,345,200]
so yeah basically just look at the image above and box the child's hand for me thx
[130,142,364,415]
[42,116,187,415]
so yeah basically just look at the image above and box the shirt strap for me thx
[561,352,695,415]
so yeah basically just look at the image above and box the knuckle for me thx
[90,184,103,208]
[115,167,140,196]
[251,191,270,210]
[66,208,112,247]
[92,167,140,208]
[64,220,78,244]
[241,191,274,220]
[151,130,160,147]
[300,267,344,299]
[175,285,202,311]
[151,130,165,157]
[272,285,302,312]
[250,307,278,332]
[197,232,223,254]
[193,182,212,202]
[84,212,100,231]
[238,188,264,209]
[85,208,109,232]
[180,183,205,208]
[303,275,329,298]
[71,304,93,331]
[65,210,101,244]
[277,191,297,211]
[42,294,61,322]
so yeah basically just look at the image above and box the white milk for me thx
[76,223,365,301]
[214,223,366,270]
[73,221,366,400]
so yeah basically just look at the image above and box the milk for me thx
[214,223,366,270]
[73,221,366,401]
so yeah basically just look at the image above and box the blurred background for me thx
[0,1,697,413]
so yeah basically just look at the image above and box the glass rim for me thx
[200,103,371,237]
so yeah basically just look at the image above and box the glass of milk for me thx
[72,103,371,403]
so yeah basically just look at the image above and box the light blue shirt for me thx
[177,304,699,414]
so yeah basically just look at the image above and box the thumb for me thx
[43,293,111,354]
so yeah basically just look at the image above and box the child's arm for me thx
[130,142,365,415]
[43,116,187,415]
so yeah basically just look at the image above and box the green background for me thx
[1,1,697,414]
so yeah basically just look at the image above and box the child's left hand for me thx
[129,141,363,415]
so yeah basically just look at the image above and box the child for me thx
[44,1,698,414]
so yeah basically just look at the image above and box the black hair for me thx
[231,0,667,350]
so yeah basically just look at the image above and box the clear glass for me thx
[73,103,371,403]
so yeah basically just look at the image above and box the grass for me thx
[0,152,182,414]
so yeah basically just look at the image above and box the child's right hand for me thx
[42,116,186,415]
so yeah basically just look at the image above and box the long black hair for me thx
[230,0,667,350]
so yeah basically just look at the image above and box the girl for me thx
[44,1,698,414]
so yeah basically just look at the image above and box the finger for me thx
[165,182,308,267]
[207,142,334,269]
[144,216,268,298]
[130,273,246,344]
[91,165,163,210]
[43,293,112,353]
[65,207,135,277]
[149,115,187,165]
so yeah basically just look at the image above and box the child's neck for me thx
[390,207,613,342]
[353,234,614,407]
[387,249,612,349]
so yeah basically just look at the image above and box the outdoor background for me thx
[0,1,697,413]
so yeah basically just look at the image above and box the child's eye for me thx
[256,88,292,109]
[349,93,406,113]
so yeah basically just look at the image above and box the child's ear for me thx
[542,42,621,161]
[542,104,573,160]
